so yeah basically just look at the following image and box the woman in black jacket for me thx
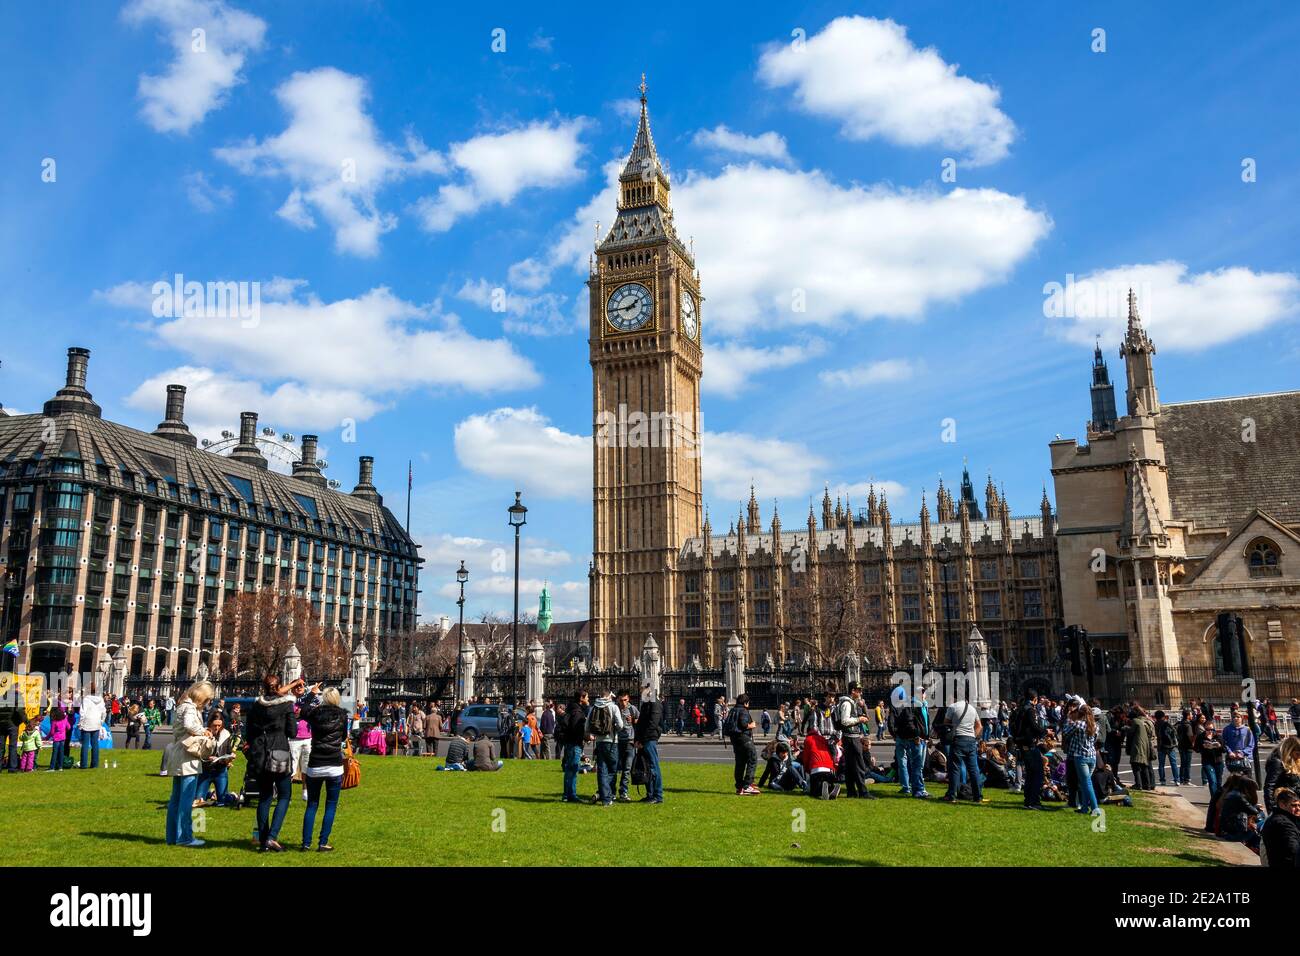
[245,674,301,852]
[298,686,349,852]
[1263,736,1300,814]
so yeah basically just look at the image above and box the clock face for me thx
[679,289,698,340]
[606,282,653,332]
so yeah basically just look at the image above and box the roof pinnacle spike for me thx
[639,72,647,102]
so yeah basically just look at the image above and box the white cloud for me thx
[100,280,540,431]
[759,16,1016,166]
[453,407,589,499]
[418,532,572,574]
[692,125,793,165]
[818,357,917,388]
[550,162,1049,335]
[705,339,826,396]
[828,481,908,507]
[701,431,828,502]
[506,258,552,293]
[182,170,234,211]
[215,67,438,256]
[455,278,576,336]
[125,366,380,444]
[414,119,589,232]
[1046,261,1300,350]
[123,0,266,134]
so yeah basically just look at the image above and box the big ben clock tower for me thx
[589,76,703,669]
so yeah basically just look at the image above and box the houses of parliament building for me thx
[587,83,1063,670]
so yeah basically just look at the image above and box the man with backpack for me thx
[587,690,624,806]
[891,689,930,799]
[1011,691,1047,809]
[725,693,760,795]
[942,695,988,804]
[557,690,589,804]
[836,683,875,799]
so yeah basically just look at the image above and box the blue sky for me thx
[2,2,1298,626]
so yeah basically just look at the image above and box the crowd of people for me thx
[2,672,1295,865]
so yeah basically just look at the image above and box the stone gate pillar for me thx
[458,645,476,703]
[526,637,545,715]
[641,633,661,701]
[724,631,746,702]
[844,648,861,690]
[351,642,371,706]
[109,644,128,698]
[966,625,992,710]
[282,643,302,685]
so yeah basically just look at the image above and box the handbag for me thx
[342,739,361,790]
[182,734,216,759]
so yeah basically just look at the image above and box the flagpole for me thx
[405,459,412,534]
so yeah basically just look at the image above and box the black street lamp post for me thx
[455,560,468,703]
[508,492,528,735]
[938,544,953,668]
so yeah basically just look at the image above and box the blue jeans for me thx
[196,766,231,805]
[1157,749,1179,785]
[49,740,66,770]
[143,725,153,750]
[594,741,618,804]
[256,772,292,846]
[642,740,663,800]
[562,744,582,800]
[894,739,912,792]
[1072,755,1099,812]
[1178,748,1192,784]
[902,740,927,795]
[166,774,199,844]
[303,775,342,847]
[79,731,100,768]
[946,736,982,801]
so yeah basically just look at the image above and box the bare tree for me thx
[778,562,890,667]
[219,590,349,679]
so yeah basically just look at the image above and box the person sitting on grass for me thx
[1210,774,1264,853]
[800,726,840,800]
[194,714,237,808]
[758,741,807,792]
[469,734,502,771]
[1091,760,1133,807]
[438,732,471,771]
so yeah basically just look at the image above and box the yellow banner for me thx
[0,673,44,716]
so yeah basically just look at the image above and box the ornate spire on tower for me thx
[1121,288,1160,416]
[747,483,760,534]
[821,485,833,530]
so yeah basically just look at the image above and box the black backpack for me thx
[630,747,651,786]
[589,702,614,737]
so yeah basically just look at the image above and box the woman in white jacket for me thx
[163,681,215,847]
[77,684,107,769]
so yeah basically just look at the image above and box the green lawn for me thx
[0,750,1222,866]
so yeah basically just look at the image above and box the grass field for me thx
[0,750,1222,866]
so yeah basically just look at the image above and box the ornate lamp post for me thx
[938,544,954,668]
[507,492,528,722]
[455,560,468,702]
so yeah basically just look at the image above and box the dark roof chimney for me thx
[228,411,268,469]
[292,434,328,487]
[352,455,381,503]
[153,384,197,447]
[42,347,103,418]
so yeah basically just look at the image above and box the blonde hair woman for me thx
[1264,735,1300,813]
[163,680,215,847]
[298,685,351,852]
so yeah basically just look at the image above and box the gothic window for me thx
[941,592,959,621]
[979,559,998,581]
[685,603,700,629]
[900,564,919,585]
[1023,588,1043,618]
[753,599,771,626]
[862,566,880,585]
[985,630,1003,659]
[684,573,700,593]
[1247,538,1281,578]
[904,631,923,662]
[719,601,735,628]
[1019,558,1041,579]
[902,594,921,622]
[718,571,735,592]
[752,570,770,591]
[937,563,957,583]
[980,590,1001,619]
[1025,628,1046,664]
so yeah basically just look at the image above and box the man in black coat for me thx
[0,701,29,773]
[635,684,664,804]
[558,691,589,803]
[1011,692,1047,809]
